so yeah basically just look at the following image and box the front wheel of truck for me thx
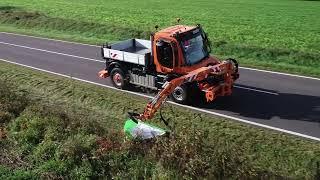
[171,84,189,104]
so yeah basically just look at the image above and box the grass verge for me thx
[0,60,320,179]
[0,6,319,78]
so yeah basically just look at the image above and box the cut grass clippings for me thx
[0,60,320,179]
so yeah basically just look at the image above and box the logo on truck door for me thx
[109,49,124,60]
[111,53,117,58]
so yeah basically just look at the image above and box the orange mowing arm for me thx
[138,60,236,121]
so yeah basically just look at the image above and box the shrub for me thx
[150,126,257,179]
[0,80,29,124]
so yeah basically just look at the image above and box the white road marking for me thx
[0,58,319,142]
[1,31,319,81]
[234,85,279,95]
[0,40,278,96]
[0,41,104,63]
[0,32,100,47]
[240,67,320,81]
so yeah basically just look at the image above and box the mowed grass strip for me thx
[0,60,320,179]
[0,0,319,77]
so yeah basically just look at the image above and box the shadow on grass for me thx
[0,6,19,11]
[0,6,151,41]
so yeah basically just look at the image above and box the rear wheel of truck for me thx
[171,84,189,104]
[110,68,127,89]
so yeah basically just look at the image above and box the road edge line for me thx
[0,58,319,142]
[0,41,104,63]
[1,31,320,81]
[0,31,101,47]
[240,67,320,81]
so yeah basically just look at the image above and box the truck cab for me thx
[99,24,239,104]
[152,24,219,74]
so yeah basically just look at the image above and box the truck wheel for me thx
[110,68,127,89]
[171,84,189,104]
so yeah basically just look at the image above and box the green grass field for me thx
[1,0,320,178]
[0,0,319,77]
[0,61,320,179]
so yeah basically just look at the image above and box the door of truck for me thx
[154,39,179,74]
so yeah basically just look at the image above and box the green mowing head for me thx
[124,113,168,140]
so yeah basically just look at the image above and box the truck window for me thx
[156,41,173,69]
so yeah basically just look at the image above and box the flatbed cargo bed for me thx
[122,46,150,55]
[102,39,151,66]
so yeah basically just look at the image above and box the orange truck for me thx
[98,24,239,107]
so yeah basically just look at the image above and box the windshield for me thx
[181,32,209,65]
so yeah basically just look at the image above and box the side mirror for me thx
[203,32,212,53]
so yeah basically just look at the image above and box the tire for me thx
[226,58,239,80]
[171,84,189,104]
[110,68,127,89]
[226,58,238,73]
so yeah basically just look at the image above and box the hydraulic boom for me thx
[136,59,238,121]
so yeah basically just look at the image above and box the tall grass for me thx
[0,61,320,179]
[0,79,261,179]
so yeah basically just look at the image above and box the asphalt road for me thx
[0,32,319,140]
